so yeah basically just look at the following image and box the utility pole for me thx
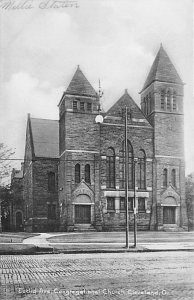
[133,158,138,247]
[125,106,129,248]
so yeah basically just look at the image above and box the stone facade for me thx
[10,165,24,231]
[22,45,188,232]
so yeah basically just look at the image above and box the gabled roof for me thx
[106,90,150,125]
[141,45,183,92]
[30,118,59,158]
[66,66,97,97]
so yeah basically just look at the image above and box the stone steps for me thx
[74,224,97,232]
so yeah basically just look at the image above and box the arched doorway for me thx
[16,211,23,231]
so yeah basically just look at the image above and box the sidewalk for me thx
[0,231,193,254]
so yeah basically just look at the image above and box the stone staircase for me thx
[163,225,186,232]
[74,224,97,232]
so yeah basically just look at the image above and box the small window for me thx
[48,172,55,192]
[120,197,133,211]
[75,164,80,183]
[120,197,125,210]
[161,91,165,110]
[73,101,78,111]
[167,92,171,111]
[173,92,176,111]
[80,102,85,111]
[171,169,176,187]
[85,164,90,184]
[163,168,168,187]
[138,198,146,212]
[128,197,133,211]
[107,197,115,211]
[87,102,92,111]
[48,204,56,219]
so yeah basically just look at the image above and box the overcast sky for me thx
[0,0,193,180]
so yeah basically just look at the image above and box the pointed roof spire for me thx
[141,45,183,92]
[66,66,97,97]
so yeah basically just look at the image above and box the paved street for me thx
[1,251,194,300]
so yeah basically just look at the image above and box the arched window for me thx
[48,172,55,192]
[85,164,91,184]
[75,164,80,183]
[167,91,171,111]
[106,148,115,188]
[163,168,168,187]
[161,90,165,110]
[173,91,177,111]
[138,150,146,190]
[171,169,176,187]
[146,95,149,115]
[144,97,146,114]
[119,141,134,189]
[149,92,152,113]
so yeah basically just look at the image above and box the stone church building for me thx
[22,45,188,232]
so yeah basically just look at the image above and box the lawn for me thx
[0,232,38,243]
[47,231,194,244]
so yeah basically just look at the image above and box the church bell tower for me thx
[140,45,188,230]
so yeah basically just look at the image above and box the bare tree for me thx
[0,143,15,184]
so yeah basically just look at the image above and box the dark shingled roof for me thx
[66,66,97,96]
[141,45,183,92]
[30,118,59,158]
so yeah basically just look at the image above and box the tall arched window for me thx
[161,90,165,110]
[75,164,80,183]
[143,97,147,114]
[146,95,149,115]
[163,168,168,187]
[171,169,176,187]
[85,164,91,184]
[106,148,115,188]
[167,91,171,110]
[173,91,177,111]
[149,92,152,113]
[138,150,146,190]
[119,141,134,189]
[48,172,55,192]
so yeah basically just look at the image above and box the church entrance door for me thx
[163,207,176,224]
[75,205,91,224]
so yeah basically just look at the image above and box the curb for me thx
[0,245,193,255]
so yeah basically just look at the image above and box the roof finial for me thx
[98,79,104,112]
[125,89,128,94]
[77,64,80,70]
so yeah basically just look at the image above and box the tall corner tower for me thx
[140,45,188,230]
[58,66,101,231]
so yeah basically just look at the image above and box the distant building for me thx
[22,45,188,232]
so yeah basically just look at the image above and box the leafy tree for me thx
[0,185,12,232]
[185,173,194,230]
[0,143,15,184]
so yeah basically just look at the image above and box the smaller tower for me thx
[58,66,102,231]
